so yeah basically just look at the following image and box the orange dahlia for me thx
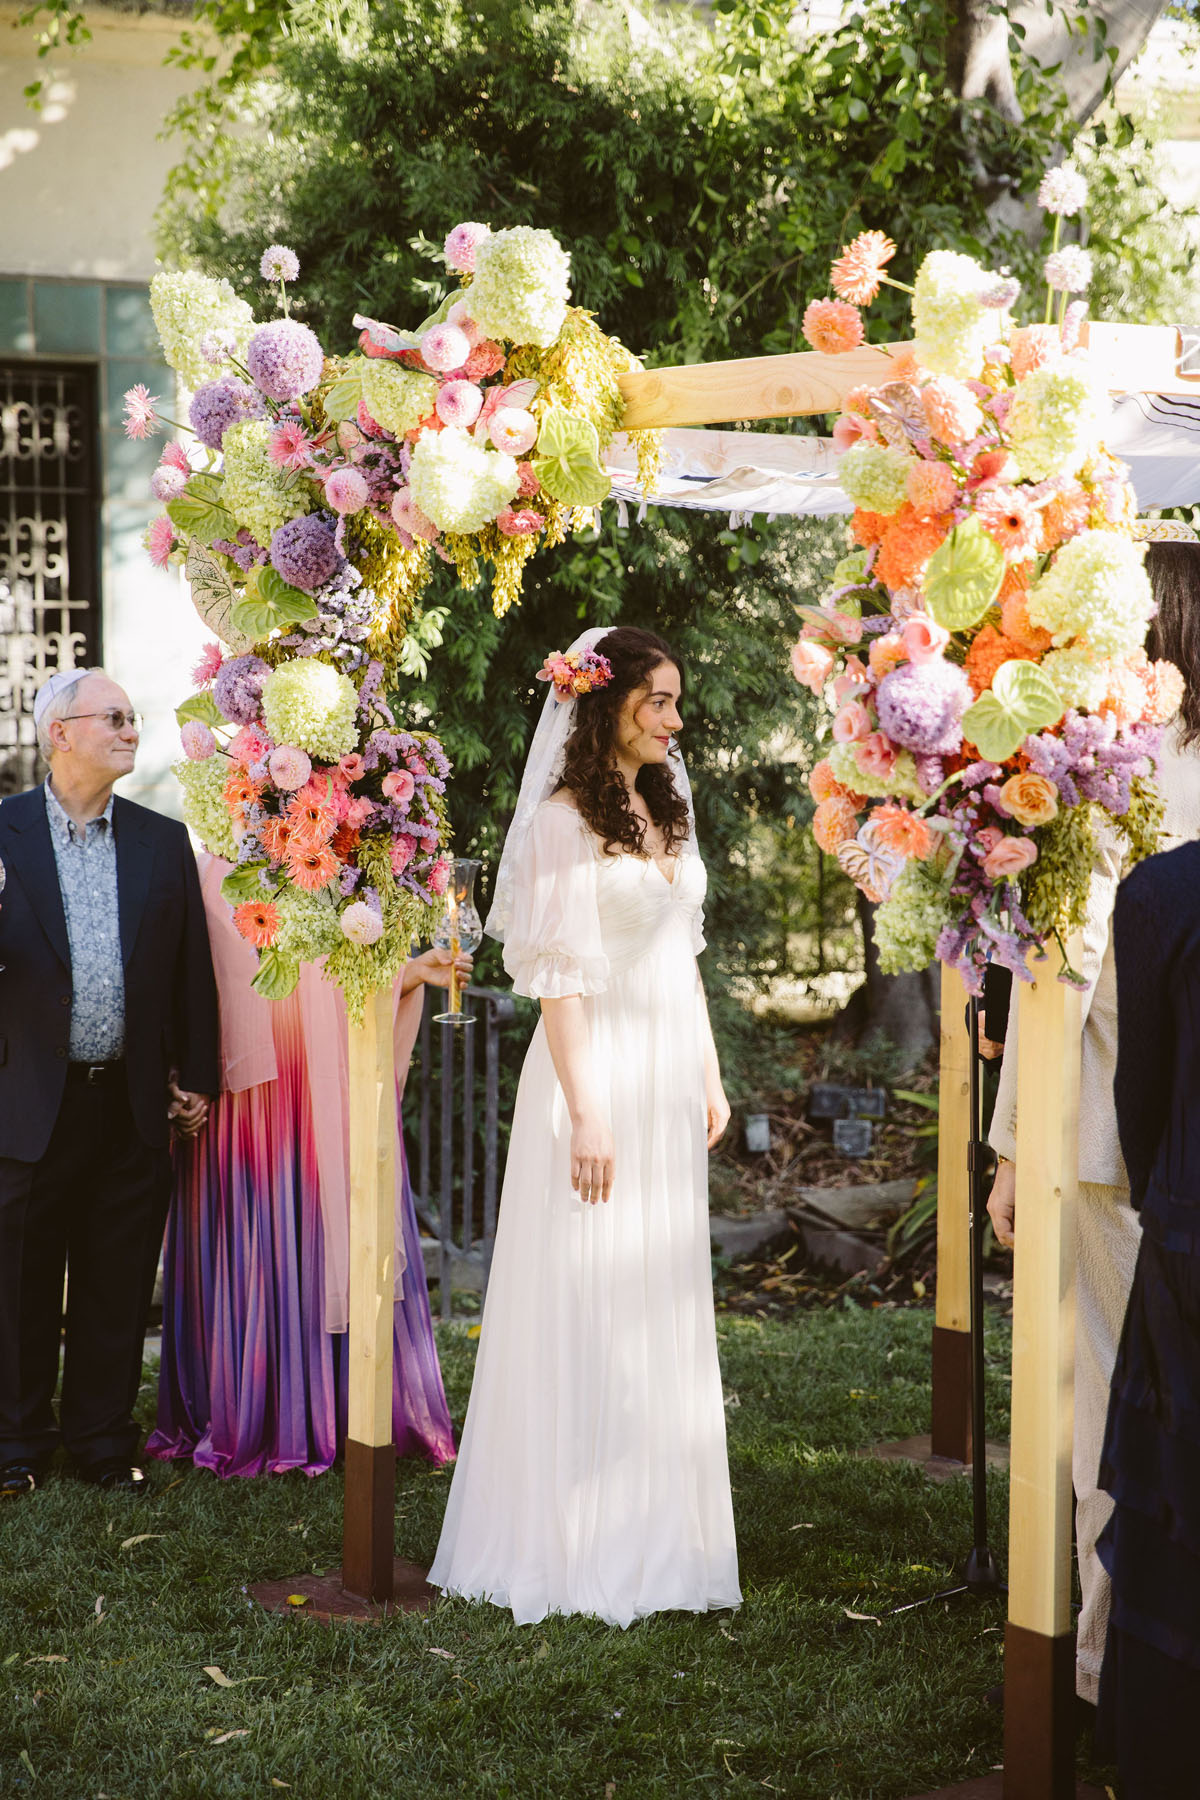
[873,504,951,592]
[813,795,861,854]
[830,231,897,306]
[907,459,959,519]
[330,821,361,860]
[963,626,1041,697]
[802,299,864,356]
[1039,484,1090,553]
[286,842,340,891]
[232,900,280,949]
[809,758,866,808]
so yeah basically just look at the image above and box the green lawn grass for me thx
[0,1308,1112,1799]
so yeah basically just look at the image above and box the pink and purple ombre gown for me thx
[146,858,455,1479]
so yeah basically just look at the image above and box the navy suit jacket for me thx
[0,786,219,1164]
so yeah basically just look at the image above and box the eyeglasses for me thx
[66,709,142,734]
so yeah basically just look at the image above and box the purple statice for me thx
[246,319,324,402]
[270,514,341,592]
[189,376,265,450]
[339,864,362,897]
[962,760,1003,790]
[213,654,271,726]
[279,562,381,671]
[876,659,971,756]
[211,528,269,573]
[356,659,393,723]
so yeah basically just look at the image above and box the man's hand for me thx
[169,1081,210,1141]
[987,1157,1016,1249]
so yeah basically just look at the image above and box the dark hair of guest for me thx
[557,626,690,857]
[1145,541,1200,749]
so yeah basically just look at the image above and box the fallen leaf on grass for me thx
[94,1596,106,1620]
[271,1782,292,1789]
[284,1595,309,1608]
[3,1653,18,1666]
[121,1534,164,1551]
[25,1656,67,1664]
[842,1608,881,1624]
[789,1523,815,1531]
[19,1749,35,1778]
[426,1647,455,1660]
[604,1785,616,1799]
[206,1728,250,1745]
[204,1666,234,1687]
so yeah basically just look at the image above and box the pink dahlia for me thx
[146,515,176,568]
[906,460,959,518]
[496,506,543,538]
[801,300,864,356]
[267,744,312,792]
[124,384,161,441]
[420,324,472,373]
[446,299,483,346]
[324,467,370,515]
[340,901,385,946]
[435,380,484,428]
[180,719,217,761]
[443,221,491,274]
[151,462,189,502]
[391,488,438,542]
[192,642,224,687]
[269,419,315,470]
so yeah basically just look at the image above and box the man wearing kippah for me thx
[0,668,218,1496]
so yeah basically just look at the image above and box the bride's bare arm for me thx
[541,994,615,1205]
[696,971,731,1149]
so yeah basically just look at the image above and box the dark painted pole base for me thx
[931,1323,973,1463]
[342,1437,396,1605]
[1003,1622,1077,1798]
[248,1559,435,1624]
[906,1780,1106,1799]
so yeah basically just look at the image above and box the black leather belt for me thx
[67,1060,125,1085]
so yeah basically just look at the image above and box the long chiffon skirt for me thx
[147,997,455,1479]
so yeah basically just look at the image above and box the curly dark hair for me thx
[1145,541,1200,749]
[557,626,691,857]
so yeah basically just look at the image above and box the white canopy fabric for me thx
[604,394,1200,522]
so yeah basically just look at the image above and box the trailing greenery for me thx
[0,1311,1115,1797]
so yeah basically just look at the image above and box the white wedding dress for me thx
[429,799,741,1627]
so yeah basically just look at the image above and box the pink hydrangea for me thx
[382,768,416,806]
[192,642,224,687]
[496,507,543,538]
[180,719,217,761]
[324,467,370,514]
[444,221,491,273]
[435,380,484,428]
[421,323,472,373]
[268,744,313,791]
[428,858,451,896]
[488,407,538,456]
[340,901,385,946]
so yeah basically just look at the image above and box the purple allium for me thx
[260,244,300,283]
[189,376,265,450]
[246,319,325,403]
[213,655,271,726]
[269,514,341,592]
[876,659,971,756]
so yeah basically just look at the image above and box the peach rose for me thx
[982,836,1038,882]
[790,640,835,694]
[833,412,878,452]
[832,699,872,744]
[901,612,951,666]
[869,633,908,680]
[832,655,870,707]
[855,732,897,780]
[999,772,1058,828]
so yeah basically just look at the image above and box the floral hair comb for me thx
[536,648,613,702]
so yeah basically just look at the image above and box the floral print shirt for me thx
[44,780,125,1061]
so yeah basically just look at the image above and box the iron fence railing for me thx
[408,983,519,1320]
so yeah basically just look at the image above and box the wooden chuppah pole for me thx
[932,965,973,1464]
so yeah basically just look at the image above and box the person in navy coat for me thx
[0,667,218,1495]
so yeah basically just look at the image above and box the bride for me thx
[429,625,742,1627]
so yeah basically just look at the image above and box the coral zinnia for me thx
[871,802,935,861]
[830,231,897,306]
[874,505,950,592]
[286,842,340,891]
[974,486,1042,562]
[802,299,864,356]
[233,899,281,949]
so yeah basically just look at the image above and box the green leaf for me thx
[221,862,278,906]
[167,472,238,547]
[322,372,363,423]
[923,516,1005,632]
[534,406,611,508]
[250,949,300,1001]
[230,565,317,639]
[962,658,1064,763]
[175,689,223,730]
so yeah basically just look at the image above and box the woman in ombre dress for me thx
[147,854,460,1478]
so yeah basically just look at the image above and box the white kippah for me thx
[32,668,90,728]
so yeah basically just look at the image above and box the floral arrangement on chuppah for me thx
[131,227,657,1013]
[790,166,1181,992]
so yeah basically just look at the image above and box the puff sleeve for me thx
[501,803,609,1000]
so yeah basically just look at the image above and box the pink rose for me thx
[428,858,451,897]
[338,753,366,781]
[390,835,417,876]
[383,768,416,806]
[901,613,951,666]
[832,699,872,744]
[832,655,870,707]
[974,827,1004,857]
[496,506,543,538]
[344,796,376,829]
[982,836,1038,882]
[855,732,897,779]
[789,640,835,694]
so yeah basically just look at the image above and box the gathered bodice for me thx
[592,847,706,977]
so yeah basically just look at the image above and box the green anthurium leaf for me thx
[321,372,364,423]
[230,565,317,640]
[533,406,612,508]
[167,472,238,547]
[250,948,300,1001]
[923,516,1005,632]
[962,657,1065,762]
[175,689,223,730]
[184,539,255,654]
[221,862,279,906]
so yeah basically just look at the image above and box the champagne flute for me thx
[432,858,483,1025]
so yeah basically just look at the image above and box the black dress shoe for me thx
[0,1462,44,1498]
[77,1460,147,1494]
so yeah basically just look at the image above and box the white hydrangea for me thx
[360,359,438,438]
[408,427,520,534]
[1006,365,1110,482]
[837,441,912,516]
[873,860,952,974]
[463,225,572,348]
[1028,530,1152,660]
[260,658,359,762]
[912,250,1002,380]
[274,887,343,961]
[221,420,313,546]
[151,270,255,391]
[174,755,237,860]
[1040,647,1111,713]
